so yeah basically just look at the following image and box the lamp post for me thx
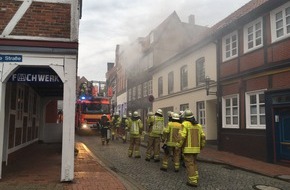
[205,76,216,96]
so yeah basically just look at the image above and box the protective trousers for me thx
[161,147,181,171]
[146,136,161,161]
[128,137,141,157]
[183,153,199,186]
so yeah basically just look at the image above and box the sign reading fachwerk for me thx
[0,54,22,62]
[10,73,60,83]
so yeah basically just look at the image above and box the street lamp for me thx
[205,76,216,96]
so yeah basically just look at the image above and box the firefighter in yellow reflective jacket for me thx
[160,113,182,172]
[111,112,121,141]
[145,109,164,162]
[178,109,206,187]
[127,111,143,158]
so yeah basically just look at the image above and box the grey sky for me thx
[78,0,251,81]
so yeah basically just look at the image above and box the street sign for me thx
[0,54,22,62]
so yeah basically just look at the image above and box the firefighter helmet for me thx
[156,109,163,116]
[128,112,132,117]
[172,113,180,120]
[115,112,120,116]
[133,111,139,117]
[184,109,194,119]
[148,112,154,116]
[123,114,127,119]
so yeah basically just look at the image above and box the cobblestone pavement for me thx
[77,135,290,190]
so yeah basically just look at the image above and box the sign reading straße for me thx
[0,54,22,62]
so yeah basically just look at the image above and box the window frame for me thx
[245,90,266,129]
[168,71,174,94]
[270,2,290,43]
[243,17,263,53]
[158,76,163,97]
[222,94,239,129]
[197,101,205,125]
[180,65,188,90]
[196,57,205,86]
[222,31,238,61]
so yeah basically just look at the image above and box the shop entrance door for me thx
[275,109,290,162]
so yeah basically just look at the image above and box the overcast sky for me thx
[78,0,251,81]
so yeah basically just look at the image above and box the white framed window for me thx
[128,88,131,101]
[222,31,238,61]
[158,76,163,97]
[168,71,174,94]
[137,84,142,99]
[148,80,152,95]
[143,82,148,97]
[243,17,263,53]
[222,94,239,128]
[245,90,266,129]
[196,57,205,86]
[197,101,205,125]
[132,86,136,101]
[180,65,188,90]
[270,2,290,42]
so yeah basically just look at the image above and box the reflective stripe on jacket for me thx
[163,121,182,147]
[180,121,205,154]
[149,116,164,137]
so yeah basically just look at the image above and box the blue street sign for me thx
[0,54,22,62]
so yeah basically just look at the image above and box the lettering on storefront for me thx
[11,73,60,82]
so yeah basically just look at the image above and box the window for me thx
[197,101,205,125]
[222,31,238,61]
[137,84,142,99]
[271,2,290,42]
[143,82,148,97]
[132,86,136,101]
[148,80,152,95]
[245,91,265,129]
[158,77,163,97]
[168,71,174,94]
[196,57,205,86]
[180,104,189,111]
[244,18,263,53]
[180,65,188,90]
[222,95,239,128]
[128,88,131,101]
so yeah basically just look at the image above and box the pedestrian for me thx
[110,112,121,141]
[127,111,143,158]
[178,109,206,187]
[99,114,111,145]
[160,113,182,172]
[145,109,164,162]
[120,114,129,143]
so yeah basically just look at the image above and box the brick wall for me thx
[0,1,71,38]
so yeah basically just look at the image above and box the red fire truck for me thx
[75,96,111,130]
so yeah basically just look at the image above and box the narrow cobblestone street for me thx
[77,135,290,190]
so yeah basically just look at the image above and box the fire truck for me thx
[75,81,111,131]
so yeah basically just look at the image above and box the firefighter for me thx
[99,114,111,145]
[120,114,129,143]
[111,112,121,141]
[127,111,143,158]
[145,109,164,162]
[178,109,206,187]
[160,113,182,172]
[146,112,154,159]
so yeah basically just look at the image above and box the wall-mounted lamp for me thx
[205,76,216,96]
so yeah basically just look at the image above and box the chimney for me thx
[188,14,195,25]
[107,62,114,71]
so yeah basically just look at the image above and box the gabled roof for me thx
[210,0,269,33]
